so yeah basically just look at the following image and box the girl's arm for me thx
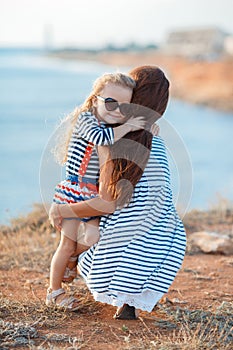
[77,113,114,146]
[113,116,145,141]
[77,112,146,145]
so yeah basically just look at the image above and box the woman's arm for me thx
[49,146,116,228]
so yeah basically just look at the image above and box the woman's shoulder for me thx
[150,136,168,159]
[152,135,166,148]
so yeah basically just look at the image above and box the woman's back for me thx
[78,135,186,312]
[141,136,171,189]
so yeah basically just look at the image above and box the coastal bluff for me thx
[50,50,233,112]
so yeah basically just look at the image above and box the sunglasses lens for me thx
[105,98,119,111]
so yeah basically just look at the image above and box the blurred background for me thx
[1,0,233,224]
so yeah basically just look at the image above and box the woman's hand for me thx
[150,123,160,136]
[49,202,62,231]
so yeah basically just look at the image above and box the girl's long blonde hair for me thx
[52,72,135,165]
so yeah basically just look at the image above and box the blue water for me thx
[1,49,233,223]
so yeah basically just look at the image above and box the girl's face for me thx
[94,83,133,124]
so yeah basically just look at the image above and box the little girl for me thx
[46,72,146,311]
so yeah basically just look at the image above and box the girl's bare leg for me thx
[72,218,100,256]
[83,218,100,246]
[75,242,93,256]
[61,219,100,283]
[49,219,80,291]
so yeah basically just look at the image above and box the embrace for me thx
[47,65,186,320]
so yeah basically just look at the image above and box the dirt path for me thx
[1,254,233,349]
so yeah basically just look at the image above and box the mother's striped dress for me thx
[78,136,186,312]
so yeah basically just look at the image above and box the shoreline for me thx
[48,50,233,113]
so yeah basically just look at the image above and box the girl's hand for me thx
[49,203,62,231]
[150,123,160,136]
[125,116,146,132]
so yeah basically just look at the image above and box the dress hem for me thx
[92,290,164,312]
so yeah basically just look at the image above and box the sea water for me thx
[1,49,233,223]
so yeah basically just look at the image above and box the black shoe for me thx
[113,304,137,320]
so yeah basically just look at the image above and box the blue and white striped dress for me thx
[78,136,186,312]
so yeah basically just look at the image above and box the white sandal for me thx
[46,288,80,311]
[62,256,78,283]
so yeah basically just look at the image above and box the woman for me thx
[49,65,186,319]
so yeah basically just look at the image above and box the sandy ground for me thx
[1,254,233,349]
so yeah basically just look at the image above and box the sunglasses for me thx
[96,95,128,113]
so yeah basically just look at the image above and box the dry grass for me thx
[0,203,233,349]
[1,298,232,349]
[0,290,101,349]
[0,204,56,271]
[118,302,233,350]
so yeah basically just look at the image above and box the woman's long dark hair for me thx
[105,66,170,207]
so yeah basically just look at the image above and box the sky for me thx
[1,0,233,48]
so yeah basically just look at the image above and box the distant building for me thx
[162,27,228,60]
[224,36,233,56]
